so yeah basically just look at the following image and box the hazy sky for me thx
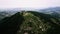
[0,0,60,9]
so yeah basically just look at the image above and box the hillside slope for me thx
[17,11,60,34]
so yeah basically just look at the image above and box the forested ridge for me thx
[0,11,60,34]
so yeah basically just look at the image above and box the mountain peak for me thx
[0,11,60,34]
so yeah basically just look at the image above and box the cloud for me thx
[0,0,60,8]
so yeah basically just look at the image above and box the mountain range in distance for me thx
[0,7,60,20]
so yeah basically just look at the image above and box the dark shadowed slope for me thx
[0,12,24,34]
